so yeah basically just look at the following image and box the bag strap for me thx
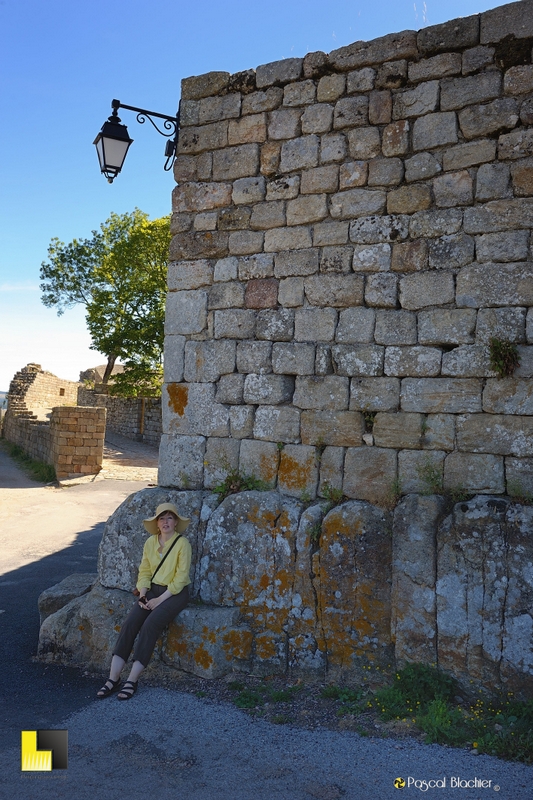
[151,534,182,584]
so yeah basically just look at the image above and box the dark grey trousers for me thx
[113,583,189,667]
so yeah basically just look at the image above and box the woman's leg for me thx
[132,586,189,671]
[97,598,150,697]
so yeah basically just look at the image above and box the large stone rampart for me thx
[162,0,533,504]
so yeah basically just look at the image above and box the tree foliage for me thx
[40,210,170,392]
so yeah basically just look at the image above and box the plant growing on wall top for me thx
[489,337,520,379]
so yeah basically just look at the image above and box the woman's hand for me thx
[145,589,172,611]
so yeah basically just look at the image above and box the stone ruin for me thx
[38,0,533,694]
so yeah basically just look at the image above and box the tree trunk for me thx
[101,354,117,386]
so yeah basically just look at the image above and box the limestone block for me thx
[313,221,349,246]
[214,309,255,339]
[294,308,337,342]
[236,340,272,374]
[387,185,432,214]
[405,153,441,184]
[228,230,264,255]
[184,340,236,383]
[441,72,501,113]
[433,170,473,208]
[483,378,533,415]
[256,58,303,88]
[373,412,424,450]
[422,414,455,451]
[428,233,475,269]
[392,80,439,119]
[228,113,267,145]
[381,120,410,157]
[261,141,281,175]
[170,230,230,261]
[339,160,368,189]
[480,1,533,43]
[287,194,328,226]
[256,308,295,341]
[237,253,274,280]
[284,80,316,107]
[264,226,313,252]
[418,309,477,345]
[462,45,495,74]
[346,67,376,93]
[459,99,519,140]
[464,199,533,234]
[232,176,266,204]
[215,373,245,405]
[278,445,319,499]
[315,344,334,376]
[398,449,446,494]
[170,211,193,234]
[349,377,400,412]
[392,495,446,663]
[244,278,278,309]
[278,277,304,307]
[177,122,228,155]
[512,159,533,196]
[178,100,199,127]
[272,342,315,375]
[165,290,207,335]
[329,29,418,71]
[318,446,345,496]
[38,573,97,625]
[181,72,230,100]
[346,127,381,160]
[336,307,376,344]
[229,406,255,439]
[528,309,533,344]
[268,108,302,140]
[475,163,511,201]
[212,144,259,181]
[443,452,504,493]
[412,112,458,152]
[343,447,397,505]
[368,158,404,187]
[401,378,482,413]
[457,413,533,457]
[208,281,246,309]
[441,345,496,377]
[365,274,398,308]
[330,188,386,219]
[351,244,390,274]
[243,374,294,405]
[399,272,454,310]
[442,140,496,172]
[163,383,229,438]
[253,406,301,443]
[456,263,533,308]
[350,214,409,244]
[385,346,442,377]
[301,104,334,135]
[304,274,364,307]
[274,248,319,278]
[317,74,346,102]
[172,183,232,214]
[331,344,384,377]
[300,410,363,447]
[194,211,217,231]
[333,96,369,129]
[408,53,461,83]
[280,135,319,172]
[320,246,353,274]
[505,457,533,496]
[293,376,349,410]
[198,94,241,125]
[203,438,241,489]
[266,175,300,201]
[498,128,533,160]
[158,430,207,489]
[238,441,279,487]
[316,500,393,674]
[163,335,186,383]
[417,14,479,54]
[164,606,253,678]
[250,201,286,229]
[476,307,526,344]
[391,240,428,273]
[320,132,348,163]
[376,60,407,90]
[368,90,392,125]
[242,87,284,115]
[409,209,463,239]
[301,165,339,194]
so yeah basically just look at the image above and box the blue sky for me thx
[0,0,502,390]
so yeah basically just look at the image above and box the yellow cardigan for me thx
[136,533,192,596]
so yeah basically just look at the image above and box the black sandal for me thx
[96,678,120,699]
[117,680,138,701]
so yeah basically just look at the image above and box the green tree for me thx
[40,209,170,393]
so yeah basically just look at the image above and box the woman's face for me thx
[157,511,178,536]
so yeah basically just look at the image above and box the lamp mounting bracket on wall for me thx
[93,98,180,183]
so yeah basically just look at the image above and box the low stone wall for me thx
[37,487,533,697]
[78,388,162,446]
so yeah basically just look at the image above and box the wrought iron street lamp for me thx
[94,99,180,183]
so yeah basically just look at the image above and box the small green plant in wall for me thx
[489,337,520,379]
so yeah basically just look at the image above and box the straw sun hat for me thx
[143,503,190,535]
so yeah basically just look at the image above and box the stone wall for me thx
[78,388,162,446]
[162,0,533,504]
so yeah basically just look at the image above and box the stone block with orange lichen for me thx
[163,382,229,437]
[277,444,319,499]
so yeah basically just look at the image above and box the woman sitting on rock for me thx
[97,502,191,700]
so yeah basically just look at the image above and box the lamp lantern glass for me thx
[93,117,133,183]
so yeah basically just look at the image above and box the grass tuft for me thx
[1,440,56,483]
